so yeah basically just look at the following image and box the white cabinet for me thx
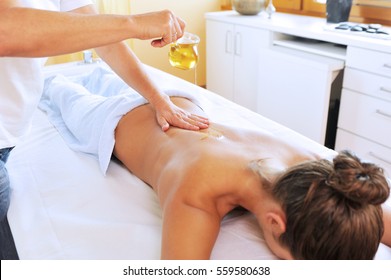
[335,46,391,177]
[206,19,270,112]
[257,44,344,146]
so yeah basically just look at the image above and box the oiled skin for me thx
[113,97,319,259]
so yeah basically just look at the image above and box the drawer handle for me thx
[376,109,391,119]
[369,152,391,166]
[380,87,391,94]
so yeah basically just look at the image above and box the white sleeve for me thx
[60,0,93,12]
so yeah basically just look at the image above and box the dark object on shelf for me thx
[326,0,353,23]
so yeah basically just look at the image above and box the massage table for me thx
[4,61,391,260]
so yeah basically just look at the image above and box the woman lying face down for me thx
[113,97,391,260]
[40,72,391,259]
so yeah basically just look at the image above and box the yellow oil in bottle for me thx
[168,42,199,70]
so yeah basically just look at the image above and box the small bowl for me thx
[233,0,265,15]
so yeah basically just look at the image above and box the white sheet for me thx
[6,62,391,260]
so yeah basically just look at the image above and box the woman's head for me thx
[272,150,390,259]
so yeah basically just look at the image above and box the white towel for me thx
[39,66,202,175]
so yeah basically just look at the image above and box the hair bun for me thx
[327,150,390,205]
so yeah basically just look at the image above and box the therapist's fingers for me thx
[157,111,209,132]
[157,115,199,132]
[151,32,176,48]
[187,114,210,128]
[174,16,186,39]
[151,13,186,48]
[153,95,209,131]
[159,119,170,132]
[176,114,210,131]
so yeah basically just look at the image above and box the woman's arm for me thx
[381,204,391,247]
[161,197,221,259]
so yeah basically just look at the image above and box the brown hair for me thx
[273,150,390,259]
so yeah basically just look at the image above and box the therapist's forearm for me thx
[75,3,164,104]
[95,42,166,106]
[0,7,139,57]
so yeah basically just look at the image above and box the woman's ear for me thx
[265,212,286,239]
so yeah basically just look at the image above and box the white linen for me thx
[6,62,391,260]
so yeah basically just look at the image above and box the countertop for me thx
[205,11,391,53]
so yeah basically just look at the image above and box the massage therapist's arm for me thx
[0,0,208,131]
[71,4,209,131]
[0,0,183,57]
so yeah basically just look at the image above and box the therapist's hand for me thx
[153,95,209,132]
[130,10,186,48]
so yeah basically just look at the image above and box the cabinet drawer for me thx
[335,129,391,178]
[344,68,391,102]
[346,46,391,78]
[338,89,391,148]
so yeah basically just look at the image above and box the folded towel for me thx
[39,66,202,175]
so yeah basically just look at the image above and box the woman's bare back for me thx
[113,97,320,258]
[114,97,318,211]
